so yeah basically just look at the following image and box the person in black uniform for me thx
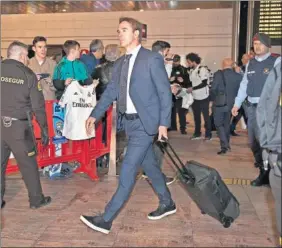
[1,41,51,209]
[170,55,191,134]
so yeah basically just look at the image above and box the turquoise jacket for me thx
[53,57,91,99]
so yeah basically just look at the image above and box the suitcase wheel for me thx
[222,217,233,228]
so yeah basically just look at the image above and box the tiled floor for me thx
[1,126,280,247]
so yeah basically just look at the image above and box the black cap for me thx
[173,54,181,62]
[253,33,271,48]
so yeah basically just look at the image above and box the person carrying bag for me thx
[211,58,242,155]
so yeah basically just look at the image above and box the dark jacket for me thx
[211,68,242,110]
[170,65,191,88]
[257,62,281,153]
[90,46,172,135]
[52,57,92,100]
[80,53,99,76]
[1,59,47,129]
[92,60,115,100]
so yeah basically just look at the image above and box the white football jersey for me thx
[59,80,96,140]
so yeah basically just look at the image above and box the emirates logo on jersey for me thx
[72,98,93,108]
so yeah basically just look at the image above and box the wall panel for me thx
[1,9,233,71]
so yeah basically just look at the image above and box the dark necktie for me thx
[118,54,132,114]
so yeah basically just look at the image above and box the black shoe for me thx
[254,162,262,168]
[30,196,52,209]
[181,130,187,135]
[217,149,227,155]
[80,215,112,234]
[230,131,239,136]
[204,136,212,141]
[147,203,177,220]
[251,169,270,187]
[1,200,6,209]
[227,146,231,151]
[165,176,176,186]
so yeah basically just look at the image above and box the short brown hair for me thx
[63,40,80,56]
[119,17,143,43]
[33,36,47,46]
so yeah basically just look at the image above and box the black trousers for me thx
[1,120,44,205]
[170,104,177,130]
[214,107,231,150]
[245,104,263,165]
[175,98,187,131]
[192,98,211,137]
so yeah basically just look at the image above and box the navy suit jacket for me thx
[90,46,172,135]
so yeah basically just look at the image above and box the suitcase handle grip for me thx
[158,137,195,182]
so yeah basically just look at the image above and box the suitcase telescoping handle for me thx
[158,137,195,182]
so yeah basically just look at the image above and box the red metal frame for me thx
[6,101,113,180]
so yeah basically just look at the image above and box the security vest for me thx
[246,55,276,97]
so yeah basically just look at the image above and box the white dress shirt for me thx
[125,44,141,114]
[165,63,173,78]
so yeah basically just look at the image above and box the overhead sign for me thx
[253,1,282,45]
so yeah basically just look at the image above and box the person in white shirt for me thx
[186,53,212,140]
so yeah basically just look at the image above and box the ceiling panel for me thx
[1,1,232,15]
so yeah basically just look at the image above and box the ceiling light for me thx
[62,9,67,12]
[139,9,144,12]
[196,8,200,10]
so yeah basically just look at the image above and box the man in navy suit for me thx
[80,17,176,234]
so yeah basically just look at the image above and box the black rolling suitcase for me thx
[159,139,240,228]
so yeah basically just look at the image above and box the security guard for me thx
[1,41,51,209]
[170,54,190,134]
[232,33,281,187]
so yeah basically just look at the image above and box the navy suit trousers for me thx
[102,118,172,222]
[213,107,231,150]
